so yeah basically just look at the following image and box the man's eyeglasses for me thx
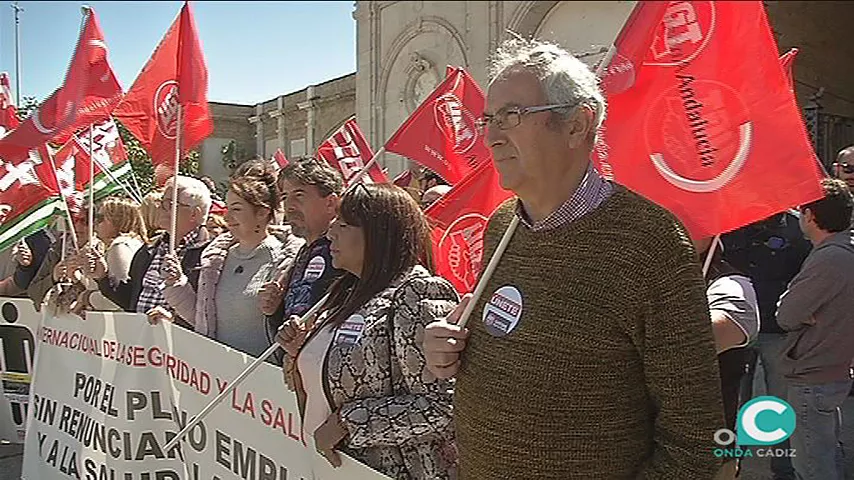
[838,163,854,175]
[159,199,195,211]
[475,103,578,135]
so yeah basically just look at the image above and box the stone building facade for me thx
[198,73,357,184]
[354,0,854,176]
[203,1,854,183]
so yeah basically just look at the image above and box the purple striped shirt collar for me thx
[516,163,614,232]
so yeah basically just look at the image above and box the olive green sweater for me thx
[454,186,725,479]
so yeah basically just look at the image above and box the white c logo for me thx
[650,122,752,193]
[740,399,788,444]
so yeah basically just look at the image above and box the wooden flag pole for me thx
[455,215,520,328]
[169,104,183,254]
[162,292,331,452]
[87,124,95,248]
[344,146,385,188]
[702,234,722,278]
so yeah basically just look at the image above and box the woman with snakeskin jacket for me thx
[276,183,459,480]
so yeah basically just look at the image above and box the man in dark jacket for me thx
[260,158,345,363]
[86,176,212,327]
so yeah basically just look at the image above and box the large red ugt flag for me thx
[595,1,823,239]
[114,1,212,167]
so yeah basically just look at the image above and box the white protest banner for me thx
[0,297,40,443]
[23,309,390,480]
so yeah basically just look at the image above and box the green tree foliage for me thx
[15,96,39,120]
[221,139,248,173]
[115,120,200,195]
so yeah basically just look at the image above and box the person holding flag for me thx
[275,183,459,478]
[84,176,213,327]
[423,37,726,478]
[258,158,346,364]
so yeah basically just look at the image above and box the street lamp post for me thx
[11,1,24,106]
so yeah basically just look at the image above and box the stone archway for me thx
[509,1,636,67]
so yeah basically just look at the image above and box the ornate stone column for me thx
[248,103,264,158]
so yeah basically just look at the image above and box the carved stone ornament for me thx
[403,52,440,113]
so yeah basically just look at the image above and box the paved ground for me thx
[0,442,23,480]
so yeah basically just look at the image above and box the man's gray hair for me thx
[166,175,212,218]
[488,36,607,131]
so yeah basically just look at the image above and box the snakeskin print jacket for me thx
[288,265,460,479]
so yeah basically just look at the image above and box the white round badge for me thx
[482,285,523,337]
[335,314,366,346]
[303,256,326,281]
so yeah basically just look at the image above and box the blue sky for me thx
[0,1,357,106]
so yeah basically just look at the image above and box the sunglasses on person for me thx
[838,163,854,175]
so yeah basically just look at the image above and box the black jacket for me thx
[97,228,212,326]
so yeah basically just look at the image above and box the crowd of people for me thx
[0,37,853,480]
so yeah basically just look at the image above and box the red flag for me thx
[316,118,388,186]
[598,1,670,96]
[114,1,213,167]
[392,169,415,189]
[384,67,488,184]
[273,148,289,168]
[425,160,513,293]
[74,117,129,190]
[0,8,122,161]
[0,145,65,250]
[0,72,19,134]
[779,48,798,92]
[594,1,823,239]
[52,140,78,197]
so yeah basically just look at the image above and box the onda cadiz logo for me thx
[155,80,179,139]
[434,94,478,155]
[714,396,796,459]
[648,1,716,66]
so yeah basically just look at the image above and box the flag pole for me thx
[162,292,331,452]
[169,104,182,254]
[702,234,721,278]
[91,154,143,204]
[344,146,384,188]
[88,124,95,248]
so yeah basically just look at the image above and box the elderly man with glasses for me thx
[85,175,213,328]
[423,38,727,479]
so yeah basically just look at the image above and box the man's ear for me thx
[565,106,595,149]
[325,193,340,217]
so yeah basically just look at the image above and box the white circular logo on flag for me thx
[438,213,488,292]
[647,1,716,67]
[482,285,523,337]
[644,80,751,193]
[303,256,326,281]
[155,80,179,139]
[434,93,479,155]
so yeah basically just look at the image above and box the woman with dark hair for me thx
[276,183,459,480]
[151,160,305,356]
